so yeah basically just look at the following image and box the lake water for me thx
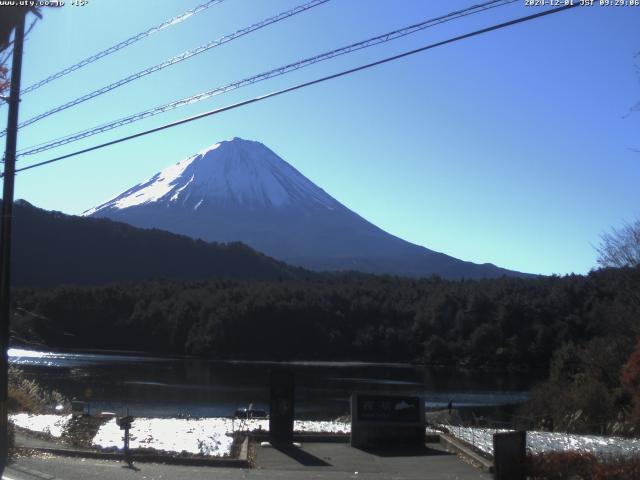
[9,348,534,419]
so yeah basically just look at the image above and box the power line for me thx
[6,0,330,136]
[20,0,227,96]
[17,0,517,157]
[8,3,579,176]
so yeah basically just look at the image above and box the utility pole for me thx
[0,11,26,476]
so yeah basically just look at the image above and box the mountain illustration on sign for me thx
[85,137,528,279]
[394,401,415,411]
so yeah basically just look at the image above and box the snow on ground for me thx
[10,413,71,438]
[17,413,638,459]
[93,417,235,457]
[445,425,640,457]
[295,420,350,434]
[232,418,350,434]
[92,417,351,457]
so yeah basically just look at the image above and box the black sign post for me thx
[269,369,294,445]
[117,416,134,466]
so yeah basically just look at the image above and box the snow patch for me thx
[92,417,350,457]
[10,413,71,438]
[197,142,223,157]
[112,155,197,209]
[445,425,640,457]
[170,174,194,202]
[234,418,350,434]
[93,417,234,457]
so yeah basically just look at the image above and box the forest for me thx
[12,267,636,364]
[11,264,640,433]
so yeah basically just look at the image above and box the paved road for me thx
[3,442,491,480]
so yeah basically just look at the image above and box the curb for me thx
[426,433,440,443]
[439,433,494,473]
[9,464,56,480]
[14,436,250,468]
[249,433,350,443]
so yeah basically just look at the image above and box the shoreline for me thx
[8,343,548,374]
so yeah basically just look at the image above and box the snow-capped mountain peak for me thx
[84,137,526,280]
[83,137,337,216]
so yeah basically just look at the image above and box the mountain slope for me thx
[10,200,307,287]
[86,137,529,279]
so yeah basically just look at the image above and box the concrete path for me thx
[254,441,491,479]
[3,441,491,480]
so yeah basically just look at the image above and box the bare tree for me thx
[597,219,640,269]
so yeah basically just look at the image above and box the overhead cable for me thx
[20,0,227,95]
[18,0,517,157]
[8,3,580,176]
[6,0,330,136]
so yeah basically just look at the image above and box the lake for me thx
[9,348,535,419]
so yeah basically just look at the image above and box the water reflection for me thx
[9,348,535,419]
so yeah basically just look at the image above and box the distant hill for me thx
[86,137,531,280]
[9,200,308,287]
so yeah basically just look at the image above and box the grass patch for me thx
[62,415,109,449]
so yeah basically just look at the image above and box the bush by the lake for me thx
[8,366,68,413]
[518,337,636,436]
[527,452,640,479]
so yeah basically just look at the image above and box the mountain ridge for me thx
[86,137,531,280]
[10,199,310,287]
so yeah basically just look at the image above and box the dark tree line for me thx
[11,266,640,433]
[9,201,310,288]
[12,267,638,368]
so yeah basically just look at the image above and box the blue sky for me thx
[2,0,639,275]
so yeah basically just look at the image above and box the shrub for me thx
[527,452,640,480]
[7,366,68,413]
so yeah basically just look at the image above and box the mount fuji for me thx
[84,137,526,279]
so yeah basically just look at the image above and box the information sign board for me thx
[351,393,424,448]
[356,395,421,423]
